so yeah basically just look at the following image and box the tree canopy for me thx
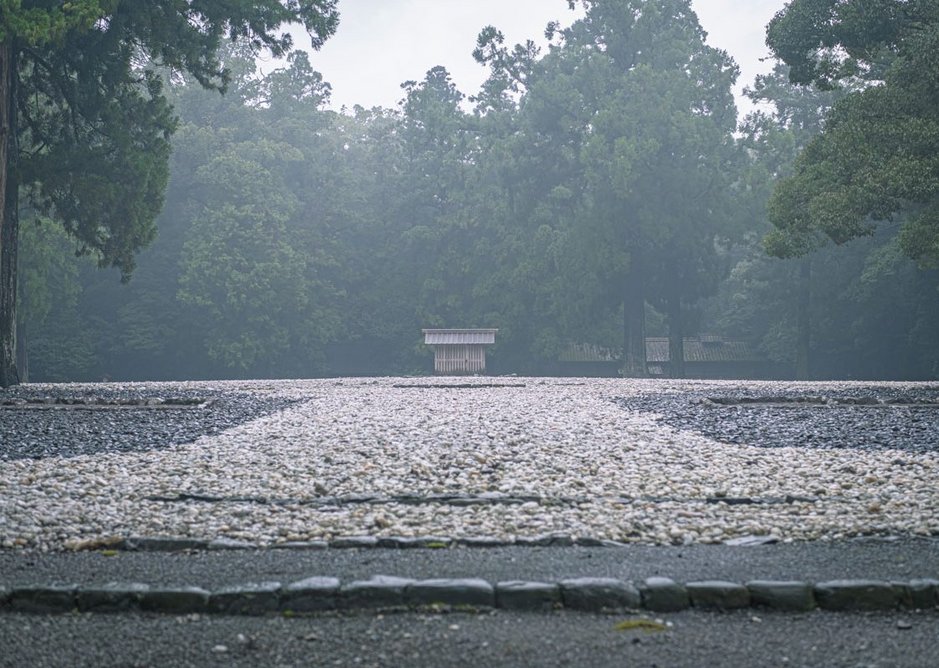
[0,0,339,385]
[12,0,939,383]
[765,0,939,264]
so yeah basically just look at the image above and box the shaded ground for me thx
[1,540,936,589]
[617,385,939,454]
[0,385,296,461]
[2,608,936,668]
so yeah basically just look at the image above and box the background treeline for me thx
[19,4,939,381]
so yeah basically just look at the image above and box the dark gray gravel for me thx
[0,385,297,461]
[2,608,937,668]
[2,540,936,590]
[617,386,939,454]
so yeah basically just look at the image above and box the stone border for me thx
[41,530,939,553]
[0,397,214,410]
[142,492,826,508]
[2,577,936,616]
[56,531,933,553]
[699,396,939,408]
[390,383,528,389]
[114,533,609,552]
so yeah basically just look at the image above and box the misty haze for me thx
[1,2,938,667]
[5,1,936,383]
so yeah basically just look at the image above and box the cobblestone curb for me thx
[495,581,561,611]
[640,577,689,612]
[3,577,936,616]
[746,580,815,611]
[102,533,939,554]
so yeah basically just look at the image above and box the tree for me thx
[544,0,739,376]
[765,0,939,265]
[702,62,939,381]
[472,27,613,371]
[17,214,97,381]
[739,64,844,379]
[0,1,339,386]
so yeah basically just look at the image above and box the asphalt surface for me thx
[2,608,937,668]
[2,536,936,667]
[1,540,936,589]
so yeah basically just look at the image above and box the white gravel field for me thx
[1,377,937,551]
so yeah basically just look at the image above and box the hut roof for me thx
[422,329,498,345]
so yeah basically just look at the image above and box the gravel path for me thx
[617,383,939,454]
[1,378,937,551]
[0,382,297,461]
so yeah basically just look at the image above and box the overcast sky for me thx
[277,0,788,115]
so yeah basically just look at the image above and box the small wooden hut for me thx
[422,329,497,375]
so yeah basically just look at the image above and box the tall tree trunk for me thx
[0,40,19,388]
[795,257,811,381]
[667,287,685,379]
[622,251,647,377]
[15,320,26,382]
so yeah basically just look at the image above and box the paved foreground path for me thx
[3,607,938,668]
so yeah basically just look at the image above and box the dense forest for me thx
[16,0,939,382]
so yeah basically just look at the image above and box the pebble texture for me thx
[0,384,296,461]
[0,378,938,552]
[617,386,939,454]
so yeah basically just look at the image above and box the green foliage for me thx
[9,0,339,275]
[614,618,668,632]
[17,216,83,325]
[17,217,97,379]
[704,61,939,380]
[519,0,741,372]
[765,0,919,89]
[20,64,176,278]
[19,1,939,382]
[0,1,114,44]
[3,0,341,385]
[766,0,939,265]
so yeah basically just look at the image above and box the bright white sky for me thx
[275,0,789,116]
